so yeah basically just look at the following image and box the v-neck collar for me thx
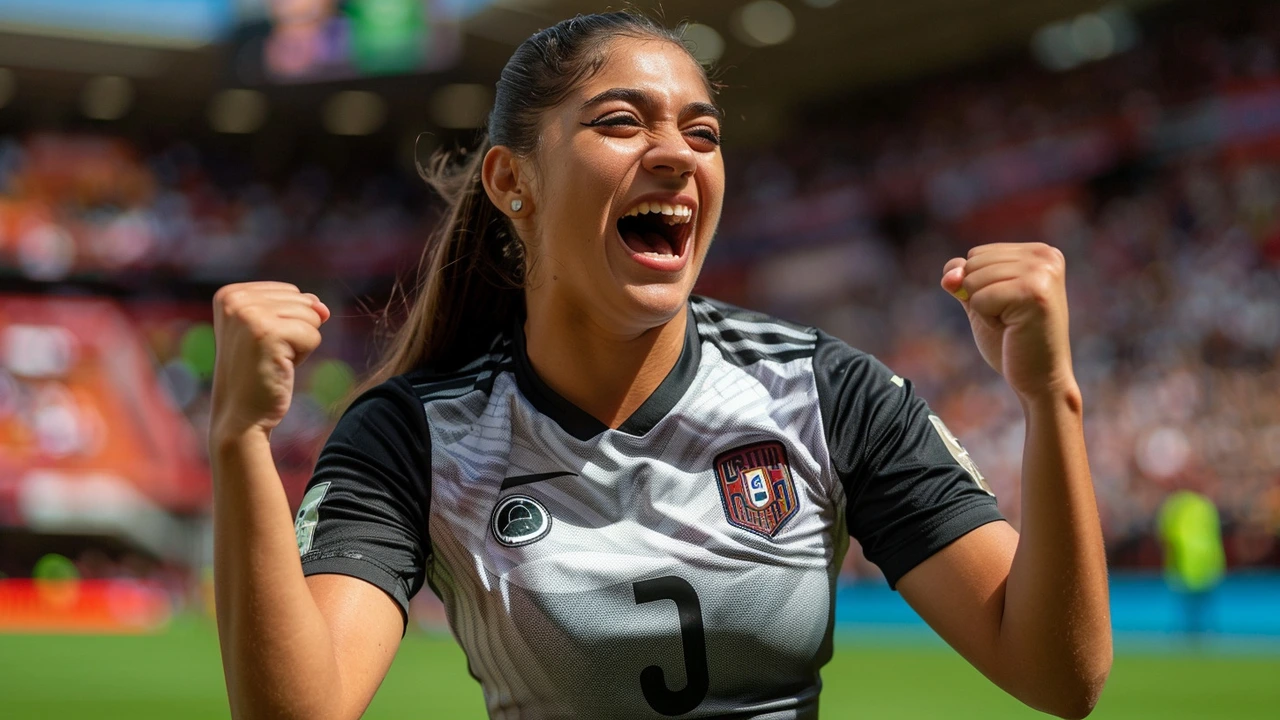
[510,305,701,441]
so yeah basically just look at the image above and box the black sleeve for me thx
[813,331,1003,589]
[294,375,431,627]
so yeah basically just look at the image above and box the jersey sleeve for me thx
[294,375,431,626]
[813,331,1004,589]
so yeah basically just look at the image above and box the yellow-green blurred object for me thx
[179,323,217,380]
[1157,490,1226,592]
[309,358,356,415]
[33,553,79,581]
[33,553,80,607]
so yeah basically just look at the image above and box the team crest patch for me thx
[713,441,800,538]
[928,415,994,496]
[491,495,553,547]
[294,481,331,555]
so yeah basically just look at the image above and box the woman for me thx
[210,12,1111,720]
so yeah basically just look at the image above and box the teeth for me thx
[622,202,694,223]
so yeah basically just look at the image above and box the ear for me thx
[482,145,530,218]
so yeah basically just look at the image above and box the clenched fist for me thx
[941,243,1077,402]
[210,282,331,441]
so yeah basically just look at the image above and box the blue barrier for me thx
[834,572,1280,646]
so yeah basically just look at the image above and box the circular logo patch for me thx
[490,495,552,547]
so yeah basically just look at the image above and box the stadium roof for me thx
[0,0,1174,146]
[492,1,1164,99]
[464,0,1171,138]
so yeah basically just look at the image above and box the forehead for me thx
[570,36,711,107]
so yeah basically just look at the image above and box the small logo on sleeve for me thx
[928,415,994,496]
[294,481,331,555]
[490,495,553,547]
[713,441,800,538]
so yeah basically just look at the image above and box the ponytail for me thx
[359,134,524,392]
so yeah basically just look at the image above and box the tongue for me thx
[622,229,675,256]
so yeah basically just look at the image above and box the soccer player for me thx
[210,12,1112,719]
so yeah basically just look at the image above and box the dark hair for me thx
[360,12,710,389]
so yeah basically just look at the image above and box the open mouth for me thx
[616,201,695,260]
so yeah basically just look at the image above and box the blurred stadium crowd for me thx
[1,1,1279,605]
[709,2,1280,572]
[0,134,426,282]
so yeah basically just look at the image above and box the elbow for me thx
[1050,682,1105,720]
[1008,641,1112,719]
[1041,655,1113,719]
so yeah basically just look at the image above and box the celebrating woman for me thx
[210,12,1111,720]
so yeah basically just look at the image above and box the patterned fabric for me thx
[299,296,1003,719]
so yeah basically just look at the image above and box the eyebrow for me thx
[580,87,724,122]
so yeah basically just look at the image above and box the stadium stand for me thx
[0,0,1278,606]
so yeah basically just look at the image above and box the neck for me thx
[523,299,688,430]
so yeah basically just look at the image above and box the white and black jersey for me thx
[295,296,1002,720]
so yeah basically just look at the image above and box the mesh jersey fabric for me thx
[298,295,1003,719]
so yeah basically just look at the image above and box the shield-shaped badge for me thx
[713,441,800,538]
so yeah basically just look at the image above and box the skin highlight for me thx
[482,36,725,428]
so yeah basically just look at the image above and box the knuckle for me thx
[239,309,272,338]
[221,289,250,314]
[247,320,272,341]
[1031,242,1064,266]
[1028,273,1055,301]
[213,285,233,308]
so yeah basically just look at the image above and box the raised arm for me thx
[210,282,405,720]
[897,244,1111,719]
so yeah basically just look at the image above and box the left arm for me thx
[898,387,1111,718]
[897,243,1111,719]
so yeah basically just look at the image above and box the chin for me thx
[617,281,694,328]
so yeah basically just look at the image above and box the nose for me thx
[642,128,696,180]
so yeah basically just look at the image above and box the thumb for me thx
[940,261,969,302]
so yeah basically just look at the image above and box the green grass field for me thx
[1,617,1277,718]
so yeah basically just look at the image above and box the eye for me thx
[584,113,643,128]
[685,127,721,148]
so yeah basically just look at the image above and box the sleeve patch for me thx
[294,481,332,555]
[927,415,994,496]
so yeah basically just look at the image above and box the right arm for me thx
[210,282,407,720]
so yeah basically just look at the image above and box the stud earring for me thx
[510,199,523,212]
